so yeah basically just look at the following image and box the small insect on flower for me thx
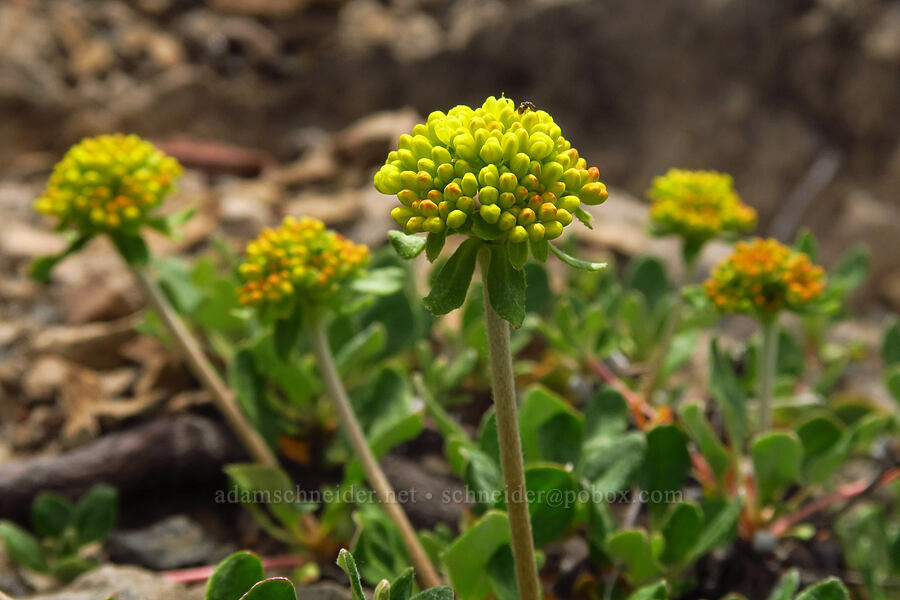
[237,216,369,309]
[704,238,826,316]
[34,134,182,234]
[517,101,537,114]
[647,169,756,244]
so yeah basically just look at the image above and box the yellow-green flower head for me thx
[238,216,369,308]
[375,96,607,248]
[704,238,826,316]
[647,169,756,243]
[34,134,182,233]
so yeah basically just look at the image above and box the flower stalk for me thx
[758,317,779,432]
[478,249,542,600]
[307,317,442,590]
[133,265,280,467]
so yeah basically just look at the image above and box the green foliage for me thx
[0,484,117,581]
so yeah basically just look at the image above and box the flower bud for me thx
[437,163,455,182]
[424,216,445,233]
[538,202,557,221]
[461,172,479,196]
[480,203,502,224]
[544,220,564,239]
[374,166,403,195]
[518,208,536,226]
[509,225,528,244]
[509,153,531,179]
[479,139,503,164]
[447,209,468,229]
[397,189,418,206]
[478,165,500,188]
[558,195,580,213]
[580,182,608,205]
[457,195,476,213]
[444,182,462,202]
[528,223,545,242]
[499,172,518,193]
[556,209,573,226]
[406,216,424,233]
[391,206,415,225]
[540,161,564,186]
[499,192,516,209]
[498,211,517,231]
[479,186,499,205]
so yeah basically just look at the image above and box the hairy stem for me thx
[132,265,279,467]
[758,317,779,432]
[308,319,442,589]
[479,250,542,600]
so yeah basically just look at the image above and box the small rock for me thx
[334,109,422,166]
[390,13,444,63]
[26,565,189,600]
[218,179,280,237]
[208,0,308,18]
[69,39,115,78]
[107,515,231,570]
[881,270,900,312]
[296,582,352,600]
[287,189,361,227]
[863,4,900,62]
[11,405,62,451]
[59,265,142,324]
[23,355,69,402]
[0,221,67,260]
[0,567,28,598]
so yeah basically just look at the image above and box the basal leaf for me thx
[423,238,481,315]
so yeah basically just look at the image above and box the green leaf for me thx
[350,504,411,584]
[751,432,802,504]
[0,520,48,572]
[464,449,503,513]
[627,581,669,600]
[29,233,94,283]
[886,365,900,403]
[389,568,414,600]
[240,578,297,600]
[507,241,528,271]
[487,243,526,327]
[793,229,818,263]
[351,267,405,296]
[206,551,265,600]
[626,256,669,310]
[525,464,579,547]
[660,502,702,564]
[273,305,303,361]
[335,323,387,374]
[73,484,117,545]
[486,545,518,600]
[829,245,870,293]
[50,556,97,582]
[336,549,366,600]
[581,431,646,496]
[442,511,511,600]
[518,386,584,465]
[523,263,552,315]
[110,232,150,266]
[679,402,731,481]
[584,387,629,439]
[796,416,844,479]
[31,492,74,538]
[605,529,665,584]
[794,578,850,600]
[410,588,455,600]
[638,425,690,519]
[766,568,799,600]
[225,465,311,532]
[709,340,747,448]
[882,319,900,367]
[530,239,549,263]
[388,231,426,259]
[549,244,606,271]
[425,232,446,262]
[423,238,481,315]
[684,496,742,564]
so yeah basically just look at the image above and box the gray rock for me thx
[106,515,231,571]
[26,565,188,600]
[296,582,352,600]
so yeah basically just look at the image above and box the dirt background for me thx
[2,0,899,305]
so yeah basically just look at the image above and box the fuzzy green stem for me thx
[758,317,779,432]
[639,252,698,402]
[132,265,279,468]
[307,318,442,590]
[479,250,542,600]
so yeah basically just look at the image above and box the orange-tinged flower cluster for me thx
[238,217,369,308]
[34,134,181,233]
[648,169,756,243]
[705,238,826,316]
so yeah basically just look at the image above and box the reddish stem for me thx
[769,467,900,537]
[585,357,656,429]
[161,555,308,585]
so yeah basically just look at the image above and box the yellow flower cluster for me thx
[375,96,607,249]
[648,169,756,243]
[34,134,182,232]
[238,217,369,307]
[705,238,826,315]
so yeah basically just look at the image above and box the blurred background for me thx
[1,0,898,301]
